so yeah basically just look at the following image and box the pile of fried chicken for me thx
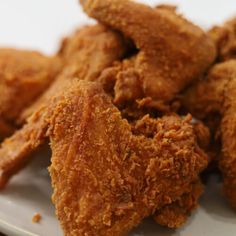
[0,0,236,235]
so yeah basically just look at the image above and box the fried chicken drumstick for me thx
[182,60,236,209]
[0,48,61,138]
[80,0,216,110]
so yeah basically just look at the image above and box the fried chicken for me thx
[0,119,15,141]
[0,78,208,235]
[48,80,208,236]
[182,59,236,209]
[209,17,236,61]
[154,180,203,228]
[0,2,213,233]
[19,24,128,122]
[153,122,211,229]
[80,0,216,111]
[0,24,128,187]
[0,48,61,138]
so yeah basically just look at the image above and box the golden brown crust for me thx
[154,180,203,228]
[181,60,236,119]
[81,0,216,108]
[0,78,209,234]
[0,48,61,126]
[0,78,79,189]
[0,24,128,188]
[182,60,236,209]
[209,17,236,61]
[49,80,208,236]
[19,24,128,122]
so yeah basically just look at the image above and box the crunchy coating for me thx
[182,60,236,209]
[80,0,216,109]
[0,79,208,235]
[19,24,128,122]
[49,80,208,236]
[154,180,203,228]
[0,24,128,188]
[0,78,80,188]
[0,98,51,188]
[209,17,236,61]
[58,24,128,72]
[131,115,209,229]
[0,48,61,137]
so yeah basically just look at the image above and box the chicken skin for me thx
[80,0,216,110]
[0,24,128,188]
[209,17,236,61]
[182,60,236,209]
[19,24,128,122]
[48,80,208,236]
[0,48,61,138]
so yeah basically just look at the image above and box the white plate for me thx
[0,148,235,236]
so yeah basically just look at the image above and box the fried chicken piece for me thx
[58,24,129,71]
[0,78,76,188]
[19,24,128,123]
[0,24,128,187]
[0,107,48,188]
[47,80,208,236]
[130,115,210,228]
[80,0,216,109]
[0,48,61,138]
[153,122,212,229]
[209,17,236,61]
[182,60,236,209]
[0,79,208,235]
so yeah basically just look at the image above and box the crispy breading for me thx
[0,48,61,137]
[0,24,128,187]
[48,80,208,236]
[0,79,208,235]
[182,60,236,209]
[209,17,236,61]
[19,24,128,122]
[80,0,216,110]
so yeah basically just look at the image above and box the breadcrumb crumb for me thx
[32,213,42,223]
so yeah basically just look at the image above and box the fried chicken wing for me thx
[48,80,208,236]
[0,48,61,138]
[182,60,236,209]
[0,24,128,187]
[0,78,76,188]
[19,24,128,122]
[209,17,236,61]
[0,3,213,233]
[80,0,216,109]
